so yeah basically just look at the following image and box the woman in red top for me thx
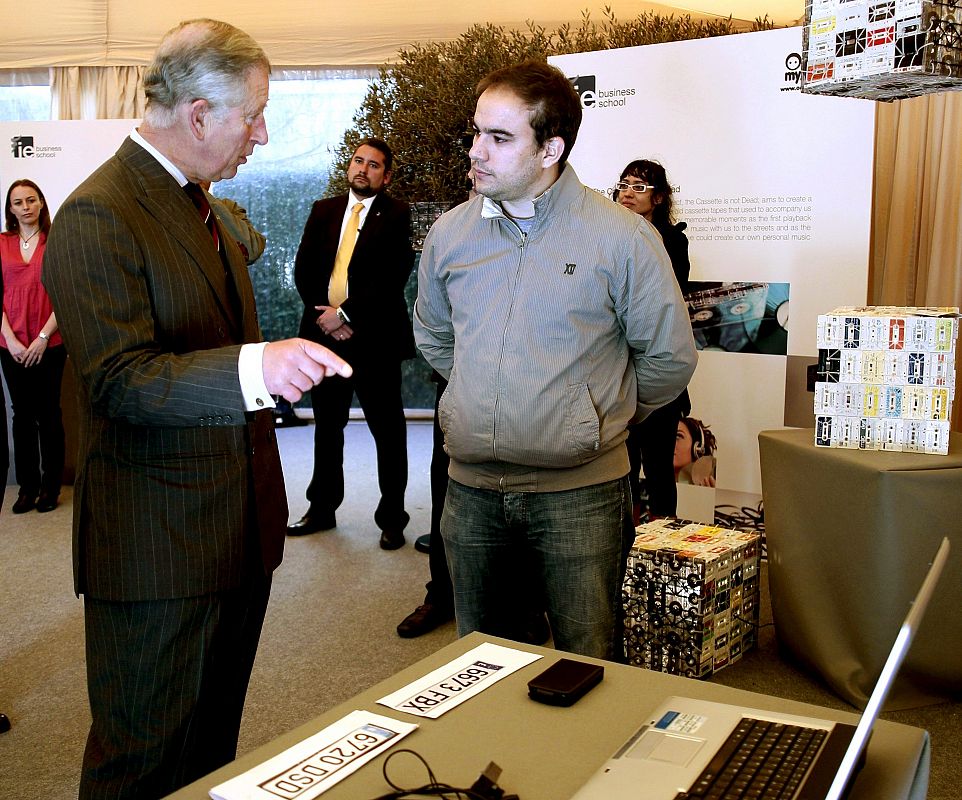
[1,179,66,513]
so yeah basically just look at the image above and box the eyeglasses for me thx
[614,182,655,194]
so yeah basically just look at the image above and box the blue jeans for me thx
[441,476,634,660]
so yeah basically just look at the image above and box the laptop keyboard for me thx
[674,717,828,799]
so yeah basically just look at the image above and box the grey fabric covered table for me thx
[165,632,930,800]
[759,427,962,709]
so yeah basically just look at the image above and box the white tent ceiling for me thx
[4,0,805,69]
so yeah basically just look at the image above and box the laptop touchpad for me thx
[627,731,705,766]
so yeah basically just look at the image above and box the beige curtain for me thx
[51,66,145,120]
[871,92,962,430]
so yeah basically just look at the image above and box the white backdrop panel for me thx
[1,120,136,218]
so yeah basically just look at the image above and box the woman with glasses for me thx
[614,159,692,523]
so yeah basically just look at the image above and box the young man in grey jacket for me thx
[413,60,697,660]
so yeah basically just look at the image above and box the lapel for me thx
[326,195,349,256]
[117,139,244,337]
[356,192,387,251]
[349,192,389,269]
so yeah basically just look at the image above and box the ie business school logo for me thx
[11,135,35,157]
[569,74,636,109]
[10,134,62,159]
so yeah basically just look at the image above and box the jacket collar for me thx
[479,163,581,227]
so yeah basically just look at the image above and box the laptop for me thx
[572,536,950,800]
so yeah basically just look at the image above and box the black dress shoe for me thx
[397,603,454,638]
[36,491,59,513]
[379,528,405,550]
[12,492,37,514]
[286,512,336,536]
[414,534,431,554]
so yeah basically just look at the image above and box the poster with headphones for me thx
[552,28,874,504]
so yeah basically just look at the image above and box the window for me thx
[212,72,374,347]
[210,71,439,410]
[0,69,50,121]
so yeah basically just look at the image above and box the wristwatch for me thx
[38,331,49,340]
[336,307,348,324]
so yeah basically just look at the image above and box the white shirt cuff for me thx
[239,342,276,411]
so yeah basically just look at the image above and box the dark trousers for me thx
[627,395,688,518]
[307,353,409,531]
[424,378,453,610]
[0,345,66,496]
[80,575,272,800]
[1,379,8,512]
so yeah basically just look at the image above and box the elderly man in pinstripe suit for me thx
[42,19,351,799]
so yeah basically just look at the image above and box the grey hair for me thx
[142,18,270,128]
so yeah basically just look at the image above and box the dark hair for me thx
[355,137,394,172]
[477,60,582,167]
[680,416,717,460]
[619,159,675,230]
[5,179,51,234]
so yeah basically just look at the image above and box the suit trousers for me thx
[307,351,409,531]
[424,378,453,610]
[0,345,66,496]
[626,395,687,518]
[80,574,271,800]
[0,380,7,511]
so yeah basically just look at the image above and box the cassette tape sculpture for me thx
[623,519,761,678]
[801,0,962,100]
[409,202,455,251]
[816,306,959,453]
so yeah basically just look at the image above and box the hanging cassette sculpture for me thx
[801,0,962,100]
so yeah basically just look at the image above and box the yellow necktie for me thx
[329,202,363,307]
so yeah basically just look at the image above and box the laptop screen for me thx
[824,536,950,800]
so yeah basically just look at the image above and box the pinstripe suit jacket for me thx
[42,137,287,602]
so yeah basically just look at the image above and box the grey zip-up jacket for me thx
[414,165,697,493]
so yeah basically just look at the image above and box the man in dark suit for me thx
[287,139,416,550]
[42,19,351,799]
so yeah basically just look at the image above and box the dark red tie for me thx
[183,182,220,252]
[184,181,241,319]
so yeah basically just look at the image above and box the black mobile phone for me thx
[527,658,604,706]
